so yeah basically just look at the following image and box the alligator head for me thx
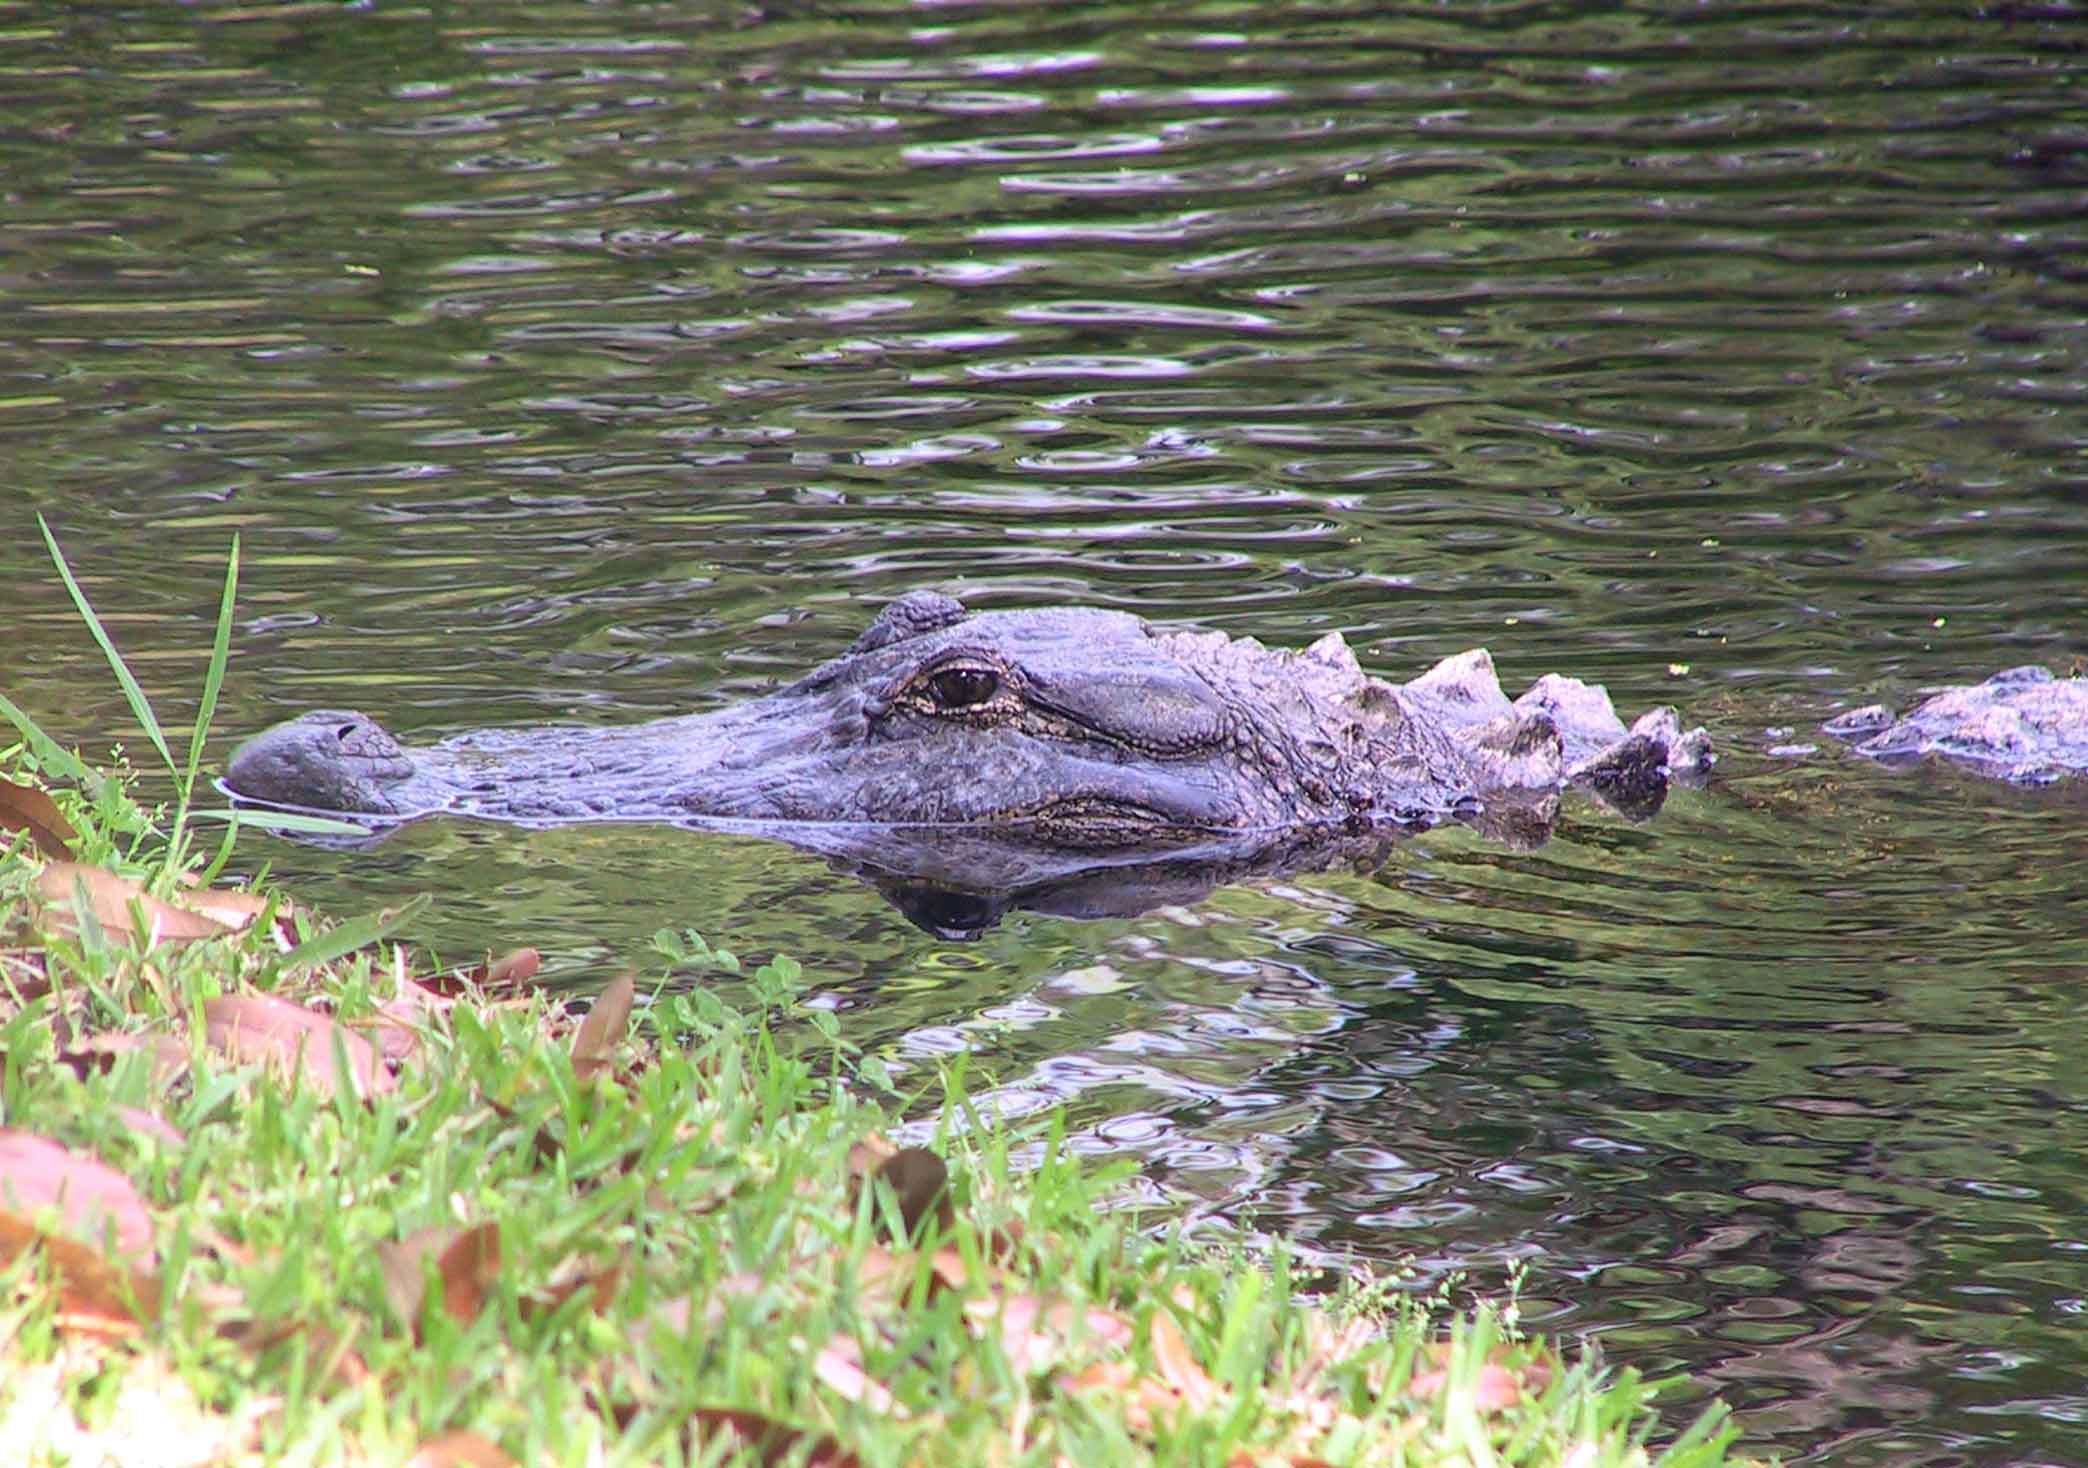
[225,590,1710,848]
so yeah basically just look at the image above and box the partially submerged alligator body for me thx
[1822,665,2088,784]
[225,591,1713,848]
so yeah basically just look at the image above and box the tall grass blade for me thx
[38,514,175,778]
[193,807,375,837]
[187,534,240,791]
[198,813,242,886]
[277,893,433,971]
[0,690,97,788]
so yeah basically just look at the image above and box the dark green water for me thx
[4,3,2086,1461]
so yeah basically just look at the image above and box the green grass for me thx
[0,533,1766,1467]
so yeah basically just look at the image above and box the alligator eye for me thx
[926,666,999,710]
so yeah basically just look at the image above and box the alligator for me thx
[1821,665,2088,784]
[224,590,1715,852]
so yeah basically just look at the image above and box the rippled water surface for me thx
[4,3,2086,1462]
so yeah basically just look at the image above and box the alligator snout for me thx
[225,709,422,816]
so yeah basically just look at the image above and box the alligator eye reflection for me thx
[926,667,999,710]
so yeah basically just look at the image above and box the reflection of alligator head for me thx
[226,591,1713,852]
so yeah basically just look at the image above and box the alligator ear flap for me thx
[847,590,969,655]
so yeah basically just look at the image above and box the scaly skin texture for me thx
[224,591,1713,846]
[1821,665,2088,784]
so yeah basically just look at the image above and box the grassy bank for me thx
[0,533,1759,1466]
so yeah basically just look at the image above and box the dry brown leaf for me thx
[525,1253,625,1321]
[175,885,271,930]
[406,1430,516,1468]
[853,1244,913,1299]
[438,1221,502,1324]
[0,1133,161,1335]
[0,1130,156,1259]
[218,1310,373,1391]
[482,947,541,988]
[813,1334,902,1416]
[1405,1361,1524,1412]
[362,1017,425,1066]
[0,1216,159,1336]
[0,946,53,1005]
[0,776,78,859]
[1289,1312,1378,1399]
[869,1146,951,1242]
[36,862,242,946]
[202,992,393,1100]
[856,1241,974,1312]
[415,946,541,999]
[1149,1308,1220,1413]
[847,1132,899,1174]
[112,1106,186,1148]
[572,974,635,1081]
[378,1225,452,1323]
[969,1293,1134,1376]
[1057,1360,1182,1435]
[376,1222,501,1329]
[53,1031,191,1086]
[687,1406,860,1468]
[928,1244,973,1294]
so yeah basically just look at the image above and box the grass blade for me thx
[38,515,174,778]
[186,534,240,791]
[0,690,97,788]
[192,807,377,838]
[277,893,433,972]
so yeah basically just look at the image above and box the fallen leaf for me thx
[0,1130,155,1258]
[113,1107,186,1148]
[0,1212,160,1337]
[847,1133,898,1175]
[572,975,635,1081]
[482,947,540,988]
[202,993,393,1100]
[376,1222,502,1328]
[171,882,272,930]
[969,1293,1134,1375]
[1405,1361,1524,1412]
[218,1311,372,1390]
[813,1334,903,1415]
[405,1430,517,1468]
[437,1222,501,1323]
[377,1225,451,1323]
[1057,1359,1184,1435]
[525,1253,624,1321]
[419,947,542,998]
[1150,1309,1219,1413]
[870,1147,951,1242]
[687,1406,860,1468]
[0,947,53,1005]
[37,863,241,946]
[0,776,77,859]
[53,1031,191,1087]
[0,1131,161,1335]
